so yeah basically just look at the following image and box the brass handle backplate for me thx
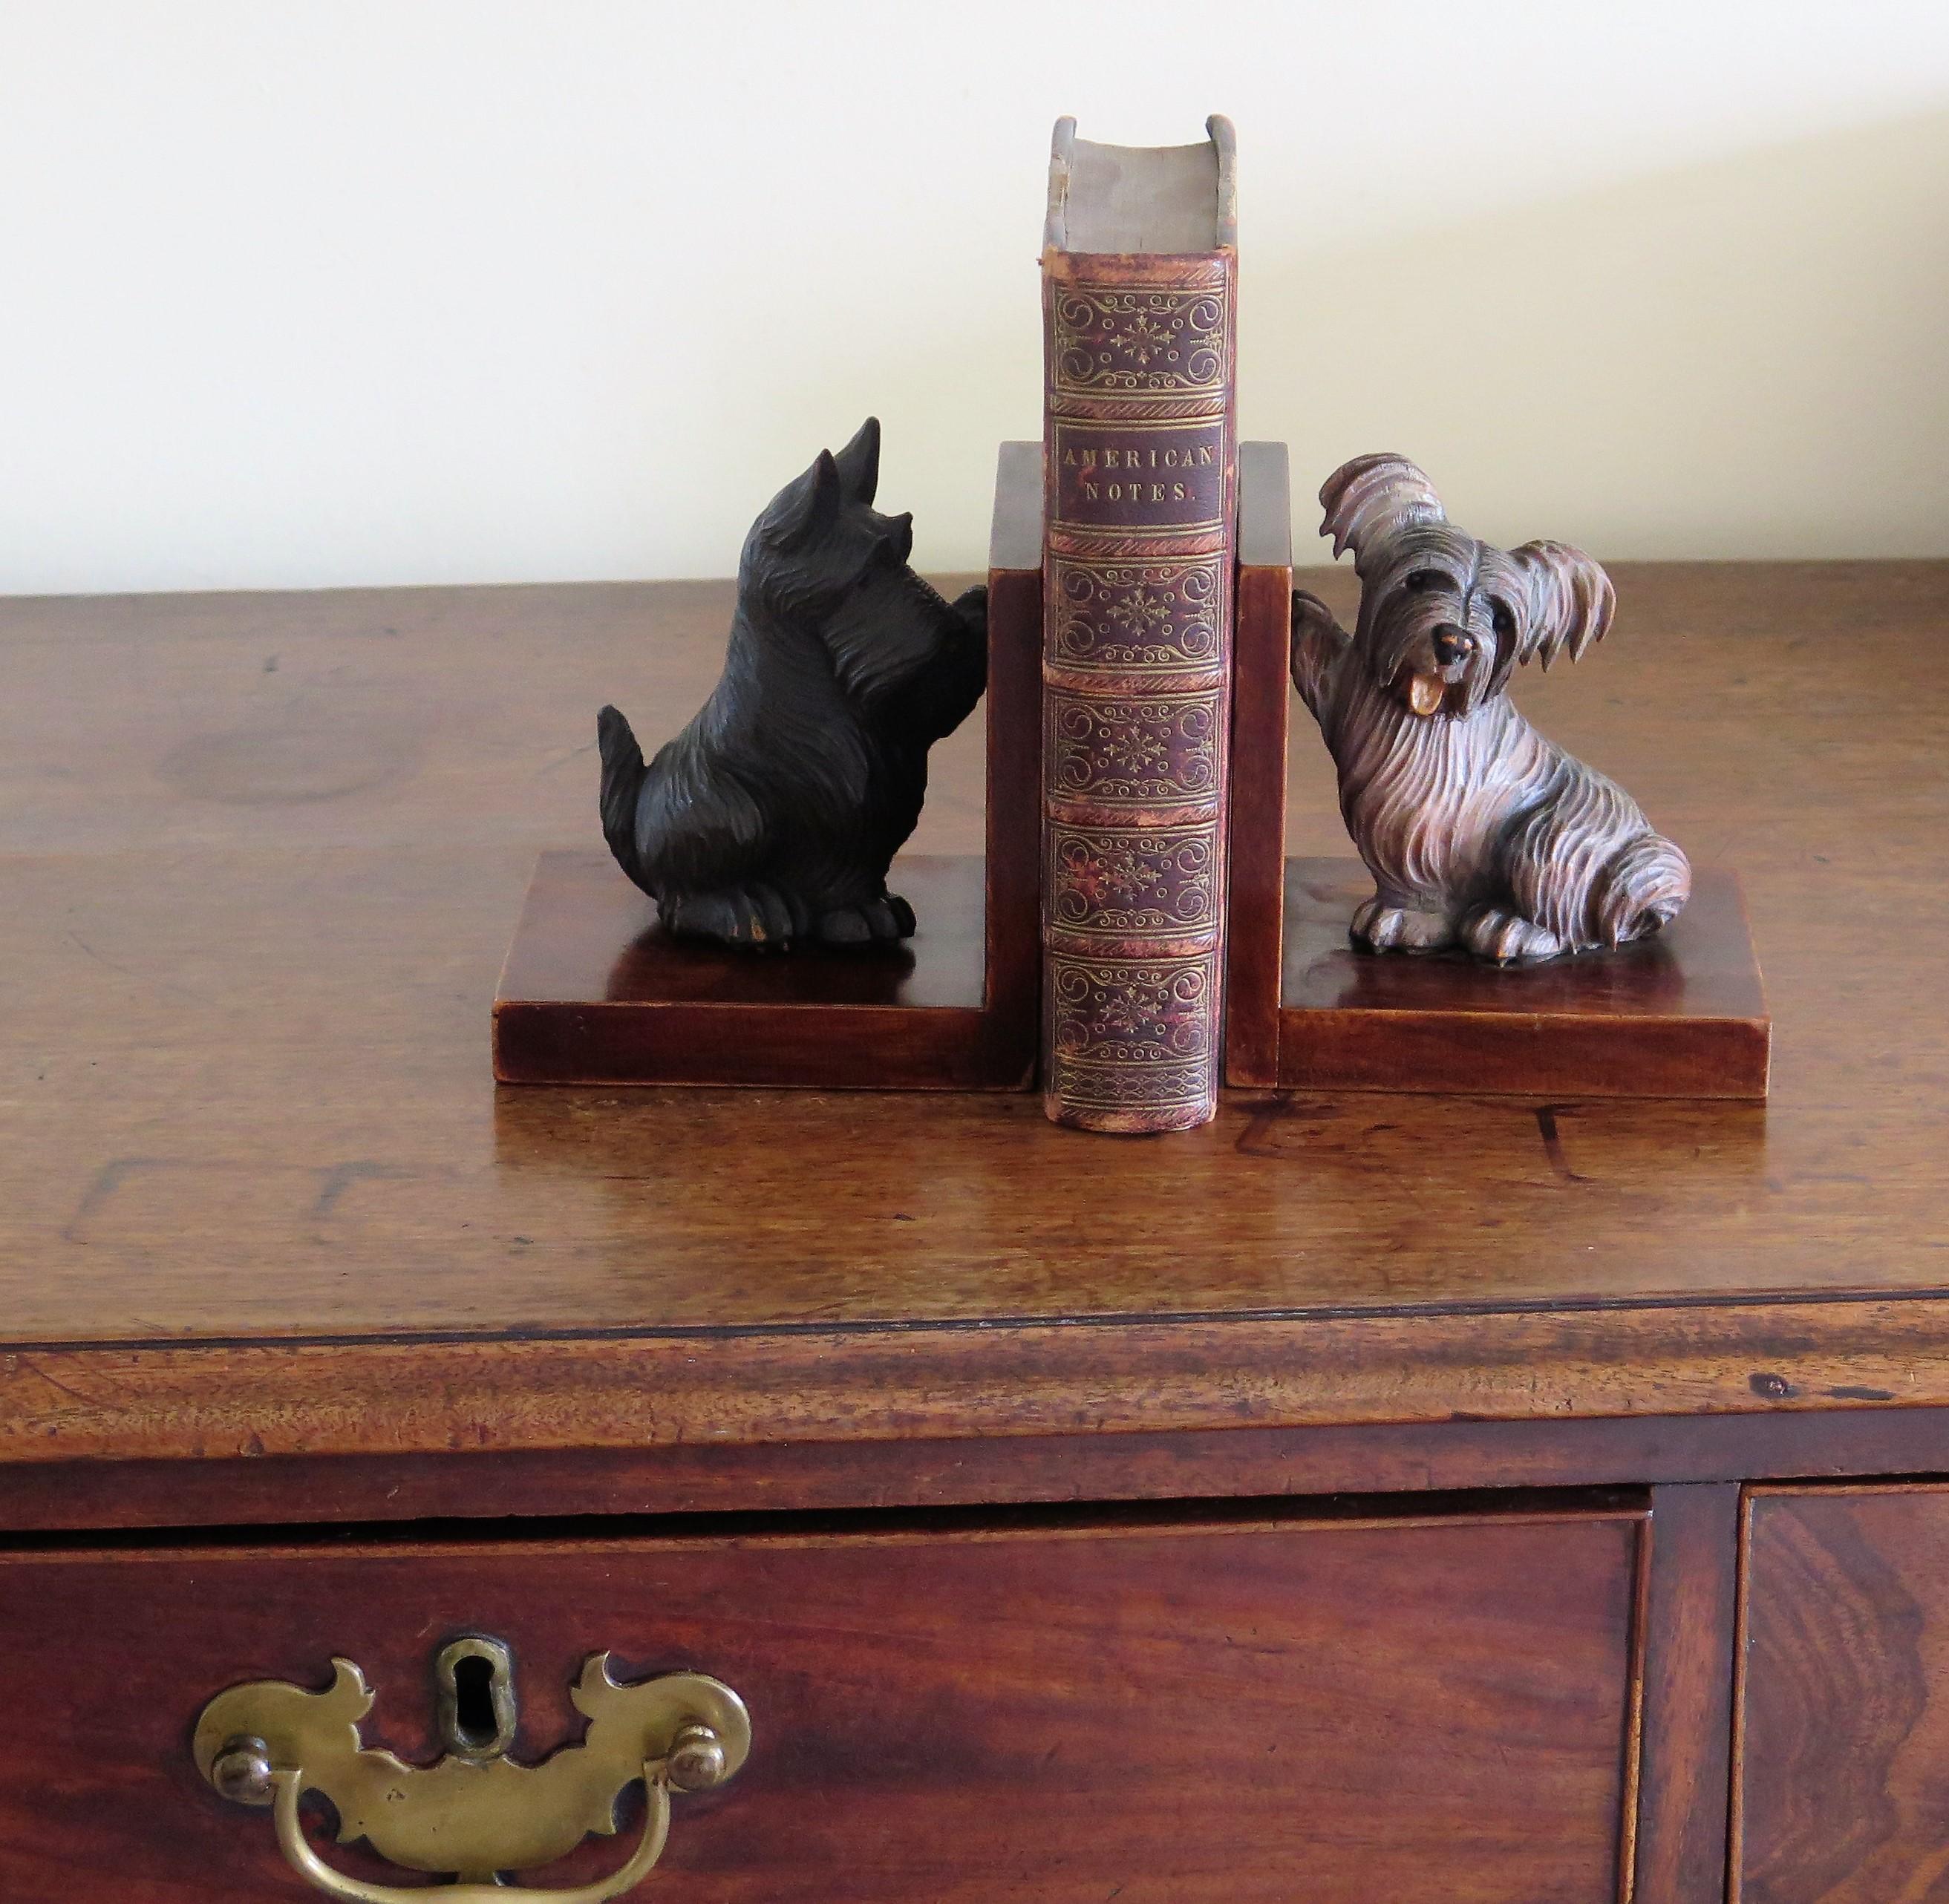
[194,1645,749,1903]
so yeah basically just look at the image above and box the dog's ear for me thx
[1319,454,1446,575]
[832,416,881,506]
[1509,540,1615,670]
[766,448,846,551]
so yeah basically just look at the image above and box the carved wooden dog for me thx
[599,418,987,949]
[1291,454,1688,964]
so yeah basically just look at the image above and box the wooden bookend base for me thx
[493,851,1029,1089]
[1276,857,1771,1100]
[492,442,1042,1093]
[1225,441,1296,1087]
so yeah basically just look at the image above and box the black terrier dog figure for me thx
[600,419,987,949]
[1292,453,1689,964]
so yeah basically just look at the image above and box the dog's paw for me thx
[1351,896,1457,953]
[1461,906,1567,965]
[662,883,801,951]
[1290,589,1346,650]
[951,583,989,632]
[815,893,916,946]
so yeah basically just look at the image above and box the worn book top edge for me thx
[1045,114,1237,255]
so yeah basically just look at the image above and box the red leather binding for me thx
[1039,119,1238,1132]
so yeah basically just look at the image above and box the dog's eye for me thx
[1403,569,1445,595]
[1489,598,1516,638]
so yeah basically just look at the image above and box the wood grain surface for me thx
[11,1408,1949,1537]
[0,563,1945,1468]
[0,1503,1642,1904]
[1221,441,1294,1088]
[1633,1484,1741,1904]
[501,851,991,1012]
[1735,1485,1949,1904]
[1279,859,1770,1099]
[491,851,1026,1087]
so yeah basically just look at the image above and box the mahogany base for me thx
[1278,857,1771,1099]
[494,851,1034,1090]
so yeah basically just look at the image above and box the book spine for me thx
[1040,250,1237,1132]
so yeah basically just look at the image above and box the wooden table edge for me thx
[6,1292,1949,1468]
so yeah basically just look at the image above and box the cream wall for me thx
[2,0,1947,595]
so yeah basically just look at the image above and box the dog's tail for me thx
[1596,831,1691,946]
[598,705,651,890]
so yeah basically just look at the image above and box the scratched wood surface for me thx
[0,1504,1642,1904]
[0,563,1945,1463]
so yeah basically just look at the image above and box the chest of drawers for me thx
[1,560,1945,1903]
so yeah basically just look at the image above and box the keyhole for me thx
[451,1654,498,1750]
[434,1636,518,1761]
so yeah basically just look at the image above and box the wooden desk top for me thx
[1,563,1945,1472]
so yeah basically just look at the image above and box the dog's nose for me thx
[1431,625,1473,666]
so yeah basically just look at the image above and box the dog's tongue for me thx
[1407,672,1445,717]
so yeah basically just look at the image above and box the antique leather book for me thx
[1039,114,1239,1132]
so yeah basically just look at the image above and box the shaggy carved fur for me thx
[599,419,987,950]
[1291,453,1688,964]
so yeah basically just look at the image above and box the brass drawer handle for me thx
[195,1646,749,1903]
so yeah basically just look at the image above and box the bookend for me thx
[1223,450,1772,1101]
[492,442,1041,1091]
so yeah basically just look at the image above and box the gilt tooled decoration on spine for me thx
[1042,253,1236,1132]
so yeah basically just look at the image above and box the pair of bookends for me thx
[495,114,1767,1116]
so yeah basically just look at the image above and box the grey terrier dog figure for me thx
[1291,454,1688,965]
[599,418,987,951]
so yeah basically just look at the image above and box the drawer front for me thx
[0,1508,1640,1903]
[1738,1485,1949,1904]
